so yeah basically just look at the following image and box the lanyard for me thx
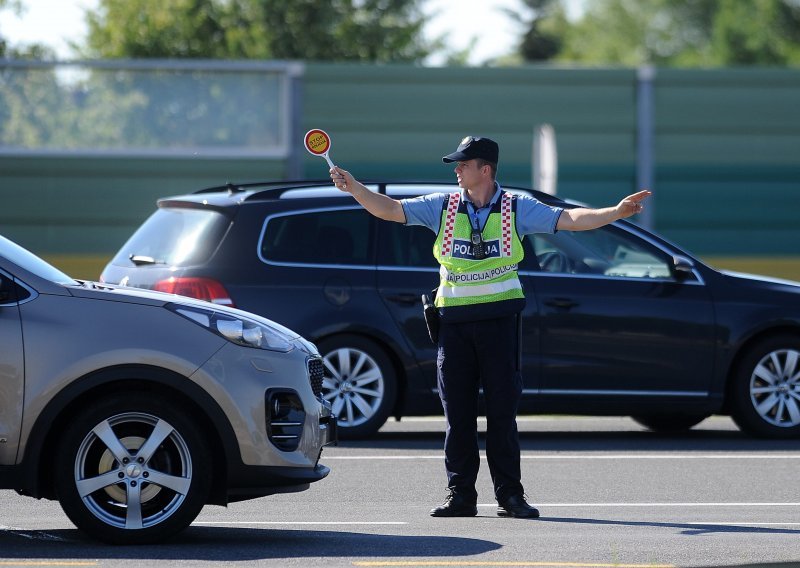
[465,201,487,260]
[465,183,499,232]
[466,201,483,232]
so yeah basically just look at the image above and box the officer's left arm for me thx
[556,190,652,232]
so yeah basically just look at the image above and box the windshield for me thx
[110,207,230,267]
[0,235,78,285]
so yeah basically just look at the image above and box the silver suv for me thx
[0,234,336,544]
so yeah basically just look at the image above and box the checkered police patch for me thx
[440,193,461,257]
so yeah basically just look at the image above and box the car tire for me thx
[730,335,800,439]
[54,393,212,544]
[631,414,709,433]
[318,334,397,440]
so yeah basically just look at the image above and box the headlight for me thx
[168,303,294,352]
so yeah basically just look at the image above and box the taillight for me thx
[154,277,235,307]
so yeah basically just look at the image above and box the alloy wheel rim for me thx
[750,349,800,428]
[74,412,193,529]
[322,347,384,428]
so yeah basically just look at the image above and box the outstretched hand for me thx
[616,190,652,219]
[330,166,353,193]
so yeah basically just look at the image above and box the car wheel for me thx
[731,335,800,438]
[631,414,710,433]
[318,334,397,440]
[55,393,212,544]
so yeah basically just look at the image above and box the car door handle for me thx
[544,298,578,309]
[384,293,419,306]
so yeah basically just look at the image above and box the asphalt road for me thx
[2,416,800,568]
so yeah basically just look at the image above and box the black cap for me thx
[442,136,499,164]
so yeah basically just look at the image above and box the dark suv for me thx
[102,180,800,440]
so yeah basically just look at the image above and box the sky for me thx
[0,0,534,65]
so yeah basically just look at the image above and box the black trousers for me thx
[436,313,524,502]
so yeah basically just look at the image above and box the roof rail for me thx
[192,179,335,196]
[189,179,563,204]
[191,179,395,201]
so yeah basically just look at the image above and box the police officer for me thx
[330,136,650,519]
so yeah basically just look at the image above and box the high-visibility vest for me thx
[433,191,525,320]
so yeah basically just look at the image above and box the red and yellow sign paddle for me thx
[304,128,336,169]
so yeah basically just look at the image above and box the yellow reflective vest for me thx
[433,191,525,321]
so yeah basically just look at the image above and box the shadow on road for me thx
[0,527,500,561]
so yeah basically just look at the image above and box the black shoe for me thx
[497,494,540,518]
[430,489,478,517]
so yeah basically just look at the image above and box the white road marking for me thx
[687,522,800,526]
[325,454,800,460]
[0,563,97,567]
[192,521,407,526]
[354,563,675,568]
[478,502,800,507]
[390,416,671,422]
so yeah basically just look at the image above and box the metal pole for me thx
[286,62,305,180]
[636,66,655,230]
[532,123,557,196]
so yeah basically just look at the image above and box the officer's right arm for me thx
[330,166,406,223]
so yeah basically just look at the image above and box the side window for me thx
[0,273,30,305]
[0,273,12,304]
[379,221,438,268]
[261,208,373,266]
[526,225,672,279]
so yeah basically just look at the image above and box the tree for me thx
[251,0,429,62]
[84,0,247,58]
[555,0,660,66]
[518,0,800,67]
[0,0,17,57]
[710,0,800,65]
[507,0,569,62]
[82,0,431,63]
[0,0,54,59]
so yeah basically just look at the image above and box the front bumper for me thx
[224,399,335,504]
[319,397,338,448]
[226,463,332,502]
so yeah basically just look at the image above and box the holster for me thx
[421,292,440,344]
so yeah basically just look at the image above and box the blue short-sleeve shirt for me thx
[400,183,563,235]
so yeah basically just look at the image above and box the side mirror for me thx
[672,255,695,279]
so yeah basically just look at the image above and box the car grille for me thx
[308,358,324,397]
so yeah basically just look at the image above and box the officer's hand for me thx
[616,190,652,219]
[330,167,353,193]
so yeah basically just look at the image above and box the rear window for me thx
[260,208,373,266]
[110,207,230,267]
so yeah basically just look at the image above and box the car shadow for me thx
[0,527,501,561]
[341,430,444,450]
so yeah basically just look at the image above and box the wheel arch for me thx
[20,364,234,505]
[722,326,800,413]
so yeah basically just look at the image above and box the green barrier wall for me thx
[1,64,798,274]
